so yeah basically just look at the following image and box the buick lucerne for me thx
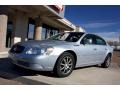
[9,32,113,77]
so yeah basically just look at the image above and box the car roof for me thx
[66,32,85,34]
[66,32,104,39]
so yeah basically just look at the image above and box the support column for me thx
[59,29,64,33]
[34,17,42,40]
[11,11,28,45]
[0,6,8,52]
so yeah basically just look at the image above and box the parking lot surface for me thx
[0,51,120,85]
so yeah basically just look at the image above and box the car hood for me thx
[18,40,74,48]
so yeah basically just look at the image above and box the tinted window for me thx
[48,32,84,42]
[65,33,84,42]
[95,36,106,45]
[81,34,96,45]
[81,34,106,45]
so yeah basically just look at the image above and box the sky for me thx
[65,5,120,41]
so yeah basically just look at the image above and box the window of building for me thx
[41,27,47,40]
[27,18,35,40]
[41,24,59,40]
[27,21,59,40]
[6,21,13,48]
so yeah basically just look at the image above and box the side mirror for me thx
[81,39,85,45]
[85,39,92,44]
[81,38,92,45]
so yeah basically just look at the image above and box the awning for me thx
[41,17,75,31]
[8,5,75,31]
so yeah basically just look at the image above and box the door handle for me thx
[93,48,97,50]
[105,48,108,50]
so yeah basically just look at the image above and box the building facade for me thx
[75,26,85,32]
[0,5,76,52]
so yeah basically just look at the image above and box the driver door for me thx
[76,34,98,66]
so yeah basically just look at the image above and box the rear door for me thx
[94,35,108,63]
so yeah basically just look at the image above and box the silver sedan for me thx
[9,32,113,77]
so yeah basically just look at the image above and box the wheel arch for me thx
[107,52,112,58]
[53,50,77,71]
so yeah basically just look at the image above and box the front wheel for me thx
[101,54,111,68]
[54,52,75,77]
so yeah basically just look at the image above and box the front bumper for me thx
[9,53,58,71]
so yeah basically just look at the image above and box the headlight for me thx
[26,47,54,55]
[26,48,41,55]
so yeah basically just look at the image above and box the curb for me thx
[0,52,8,58]
[0,52,8,54]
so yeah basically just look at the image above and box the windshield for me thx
[47,32,84,42]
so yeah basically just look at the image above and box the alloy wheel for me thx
[106,56,111,67]
[60,56,73,74]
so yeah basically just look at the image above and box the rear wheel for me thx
[101,54,111,68]
[54,52,75,77]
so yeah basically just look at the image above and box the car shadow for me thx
[74,65,98,70]
[0,57,55,84]
[0,57,100,80]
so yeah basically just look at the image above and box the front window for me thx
[81,34,96,45]
[48,32,84,42]
[95,36,106,45]
[81,34,106,45]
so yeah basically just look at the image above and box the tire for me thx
[101,54,111,68]
[54,52,75,77]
